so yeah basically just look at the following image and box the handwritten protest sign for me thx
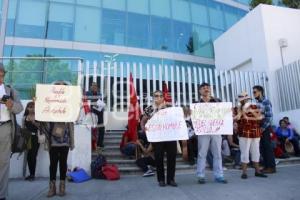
[35,84,82,122]
[145,107,189,142]
[190,102,233,135]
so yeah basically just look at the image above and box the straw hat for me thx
[238,91,251,102]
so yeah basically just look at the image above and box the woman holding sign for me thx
[234,92,267,179]
[140,90,178,187]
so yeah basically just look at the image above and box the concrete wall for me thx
[214,4,300,128]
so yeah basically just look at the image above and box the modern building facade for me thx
[0,0,249,99]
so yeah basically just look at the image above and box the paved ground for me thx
[8,164,300,200]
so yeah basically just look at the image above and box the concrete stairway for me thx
[92,130,196,175]
[92,130,300,175]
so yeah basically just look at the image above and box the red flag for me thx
[83,95,91,114]
[128,73,140,142]
[163,82,172,103]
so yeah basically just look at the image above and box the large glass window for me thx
[172,0,191,23]
[224,5,239,29]
[103,0,125,11]
[6,0,17,36]
[47,3,74,40]
[172,21,192,54]
[192,25,213,58]
[127,12,150,48]
[127,0,149,15]
[50,0,74,3]
[191,0,209,26]
[74,6,101,43]
[150,0,171,18]
[207,1,225,30]
[76,0,100,7]
[101,9,126,46]
[15,0,47,38]
[211,28,223,41]
[151,16,173,51]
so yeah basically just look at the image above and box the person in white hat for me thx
[234,91,267,179]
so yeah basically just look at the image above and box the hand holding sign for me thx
[191,102,233,135]
[145,107,189,142]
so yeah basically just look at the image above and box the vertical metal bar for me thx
[120,62,124,112]
[159,64,163,90]
[239,71,244,92]
[77,60,83,87]
[152,64,156,92]
[181,67,187,105]
[235,70,240,95]
[176,66,181,106]
[262,72,268,98]
[275,70,283,112]
[279,69,287,111]
[225,70,230,102]
[100,61,105,101]
[283,65,292,110]
[220,70,225,101]
[170,65,175,106]
[214,69,220,99]
[93,60,97,82]
[85,61,89,92]
[287,63,297,109]
[193,67,199,102]
[208,68,214,96]
[230,70,236,105]
[187,67,193,104]
[113,62,117,112]
[139,63,144,112]
[203,68,208,82]
[107,61,111,112]
[133,62,137,90]
[127,62,130,111]
[146,64,151,106]
[294,61,300,108]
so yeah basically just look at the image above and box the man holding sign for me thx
[192,83,228,184]
[141,90,188,187]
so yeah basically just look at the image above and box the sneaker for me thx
[215,177,228,184]
[198,177,206,184]
[143,169,155,177]
[241,173,248,179]
[255,172,267,178]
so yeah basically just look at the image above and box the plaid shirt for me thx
[257,97,273,131]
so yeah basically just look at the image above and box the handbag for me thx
[67,168,91,183]
[102,164,120,181]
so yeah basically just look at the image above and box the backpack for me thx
[91,155,107,179]
[102,164,120,181]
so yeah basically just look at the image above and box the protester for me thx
[234,92,267,179]
[23,101,39,181]
[120,126,137,158]
[275,119,300,156]
[195,82,227,184]
[0,63,24,200]
[227,122,241,169]
[86,82,106,151]
[253,85,276,174]
[182,106,197,165]
[39,81,75,198]
[140,90,178,187]
[136,139,155,177]
[282,116,300,141]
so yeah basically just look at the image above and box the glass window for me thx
[50,0,74,3]
[74,6,101,43]
[127,0,149,15]
[103,0,125,11]
[172,21,192,54]
[224,5,239,29]
[47,3,74,40]
[172,0,190,23]
[208,1,225,30]
[6,0,17,36]
[127,12,150,48]
[76,0,100,7]
[211,29,223,41]
[150,0,170,18]
[192,25,213,58]
[191,1,209,26]
[151,16,173,51]
[101,9,126,46]
[15,0,47,38]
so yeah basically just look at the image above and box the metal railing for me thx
[276,59,300,112]
[82,61,268,112]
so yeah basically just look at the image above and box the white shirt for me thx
[0,84,11,122]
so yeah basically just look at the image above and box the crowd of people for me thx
[1,60,300,200]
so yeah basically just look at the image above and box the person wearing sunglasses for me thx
[253,85,276,174]
[140,90,177,187]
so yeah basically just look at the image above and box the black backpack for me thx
[91,155,107,179]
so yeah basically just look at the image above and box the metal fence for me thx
[276,59,300,112]
[81,61,268,112]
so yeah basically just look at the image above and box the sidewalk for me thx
[9,164,300,200]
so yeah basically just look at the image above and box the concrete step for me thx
[105,135,122,139]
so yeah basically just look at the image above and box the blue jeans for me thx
[121,143,136,157]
